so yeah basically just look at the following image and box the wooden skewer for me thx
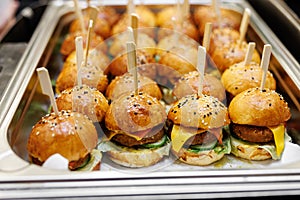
[73,0,86,34]
[244,42,255,65]
[127,0,135,16]
[130,13,139,45]
[260,44,272,90]
[239,8,251,45]
[183,0,190,19]
[36,67,59,115]
[171,16,179,44]
[126,42,138,95]
[88,6,99,25]
[197,46,206,96]
[176,0,183,29]
[202,23,212,51]
[212,0,221,22]
[127,27,135,43]
[75,36,83,86]
[84,20,93,67]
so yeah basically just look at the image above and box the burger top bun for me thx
[105,72,162,101]
[56,85,109,122]
[27,110,98,163]
[168,94,230,129]
[221,61,276,96]
[229,87,291,126]
[105,92,167,133]
[173,71,226,101]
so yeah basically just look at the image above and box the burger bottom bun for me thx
[107,143,171,168]
[230,135,272,161]
[173,148,225,166]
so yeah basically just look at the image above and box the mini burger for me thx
[221,61,276,97]
[27,110,101,171]
[228,87,291,160]
[55,85,109,123]
[173,71,226,102]
[167,94,231,166]
[105,72,162,102]
[99,92,171,168]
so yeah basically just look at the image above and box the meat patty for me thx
[111,128,165,147]
[186,131,217,146]
[166,120,218,146]
[69,154,90,170]
[231,123,274,143]
[30,153,90,170]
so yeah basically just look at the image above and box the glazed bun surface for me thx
[55,63,108,94]
[108,49,156,78]
[69,15,111,39]
[60,31,106,58]
[168,94,230,129]
[221,61,276,96]
[27,111,98,163]
[209,28,240,54]
[109,32,156,57]
[173,71,226,101]
[65,49,110,73]
[105,73,162,101]
[56,85,109,122]
[212,41,260,73]
[229,88,291,126]
[105,92,167,133]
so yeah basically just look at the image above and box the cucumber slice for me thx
[141,134,168,149]
[189,140,218,152]
[77,149,102,171]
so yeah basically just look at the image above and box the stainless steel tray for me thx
[1,0,300,199]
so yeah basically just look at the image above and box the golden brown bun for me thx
[221,61,276,96]
[105,92,167,133]
[211,41,261,73]
[193,6,241,38]
[168,94,230,129]
[173,71,226,101]
[56,63,108,94]
[172,148,225,166]
[230,135,272,161]
[156,7,198,41]
[105,73,162,101]
[56,85,109,122]
[108,49,156,79]
[156,6,176,27]
[157,21,199,42]
[60,31,107,58]
[27,111,98,164]
[65,48,110,74]
[156,35,198,84]
[97,6,120,27]
[229,87,291,126]
[109,32,156,57]
[107,143,170,168]
[209,28,240,54]
[111,6,156,37]
[69,15,111,39]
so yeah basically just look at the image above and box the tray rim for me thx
[1,0,300,198]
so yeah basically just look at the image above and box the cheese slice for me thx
[171,125,206,153]
[268,124,285,157]
[105,129,152,141]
